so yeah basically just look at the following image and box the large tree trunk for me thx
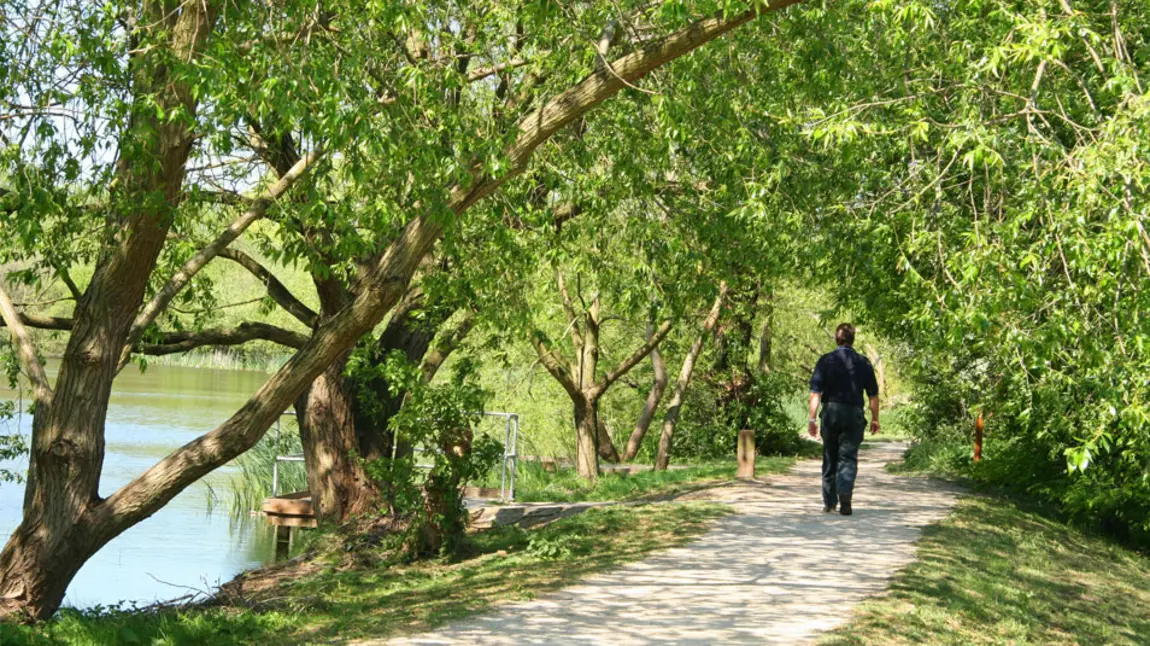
[655,286,727,471]
[573,398,600,482]
[0,2,217,619]
[623,330,668,461]
[295,353,379,523]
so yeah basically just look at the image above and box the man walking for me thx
[807,323,880,515]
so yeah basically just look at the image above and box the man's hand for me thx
[868,395,881,436]
[808,392,822,439]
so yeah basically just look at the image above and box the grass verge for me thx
[2,503,730,646]
[507,456,796,503]
[820,494,1150,646]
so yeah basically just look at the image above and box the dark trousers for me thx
[821,402,866,507]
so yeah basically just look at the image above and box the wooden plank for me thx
[262,491,314,517]
[267,514,318,528]
[462,486,503,499]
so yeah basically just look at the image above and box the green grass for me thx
[2,503,730,646]
[820,495,1150,646]
[502,456,796,503]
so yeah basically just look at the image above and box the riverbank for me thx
[0,503,729,645]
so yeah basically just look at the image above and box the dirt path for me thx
[366,442,962,645]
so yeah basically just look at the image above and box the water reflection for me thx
[0,362,279,609]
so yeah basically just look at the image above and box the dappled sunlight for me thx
[372,444,961,645]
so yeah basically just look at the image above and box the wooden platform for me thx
[262,491,317,528]
[262,487,506,530]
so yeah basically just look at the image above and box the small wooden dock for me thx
[262,490,318,528]
[261,487,509,559]
[262,491,316,560]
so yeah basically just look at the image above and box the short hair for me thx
[835,323,855,346]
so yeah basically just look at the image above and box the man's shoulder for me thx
[841,346,875,367]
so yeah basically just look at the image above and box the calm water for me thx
[0,363,280,609]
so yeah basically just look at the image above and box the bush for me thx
[673,372,805,460]
[359,353,502,559]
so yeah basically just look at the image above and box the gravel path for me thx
[366,442,961,646]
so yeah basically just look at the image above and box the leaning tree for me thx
[0,0,812,619]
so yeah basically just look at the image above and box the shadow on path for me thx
[360,443,961,646]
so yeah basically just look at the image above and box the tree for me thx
[655,282,727,469]
[530,269,674,481]
[622,323,670,461]
[0,0,809,619]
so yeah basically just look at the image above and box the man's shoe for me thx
[839,495,853,516]
[823,504,837,513]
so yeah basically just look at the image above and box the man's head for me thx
[835,323,855,347]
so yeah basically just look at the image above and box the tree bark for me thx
[655,285,727,471]
[0,0,218,620]
[623,326,669,461]
[573,397,601,482]
[295,353,379,522]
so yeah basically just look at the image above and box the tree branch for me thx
[467,57,531,83]
[530,329,582,400]
[556,269,584,351]
[420,308,477,383]
[138,322,308,355]
[4,312,73,330]
[598,319,673,395]
[125,147,324,356]
[56,267,83,301]
[0,281,53,405]
[2,312,307,355]
[217,248,318,328]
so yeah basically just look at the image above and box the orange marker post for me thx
[974,411,984,462]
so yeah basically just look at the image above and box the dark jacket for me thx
[809,346,879,407]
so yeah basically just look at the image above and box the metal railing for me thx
[270,410,521,501]
[271,410,301,497]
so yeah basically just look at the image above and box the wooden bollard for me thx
[974,411,984,462]
[737,428,756,479]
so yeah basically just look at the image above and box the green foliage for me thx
[0,399,26,485]
[357,352,501,558]
[760,0,1150,547]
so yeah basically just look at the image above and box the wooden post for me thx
[275,525,291,561]
[737,428,756,479]
[974,411,984,462]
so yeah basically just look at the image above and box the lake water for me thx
[0,363,284,609]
